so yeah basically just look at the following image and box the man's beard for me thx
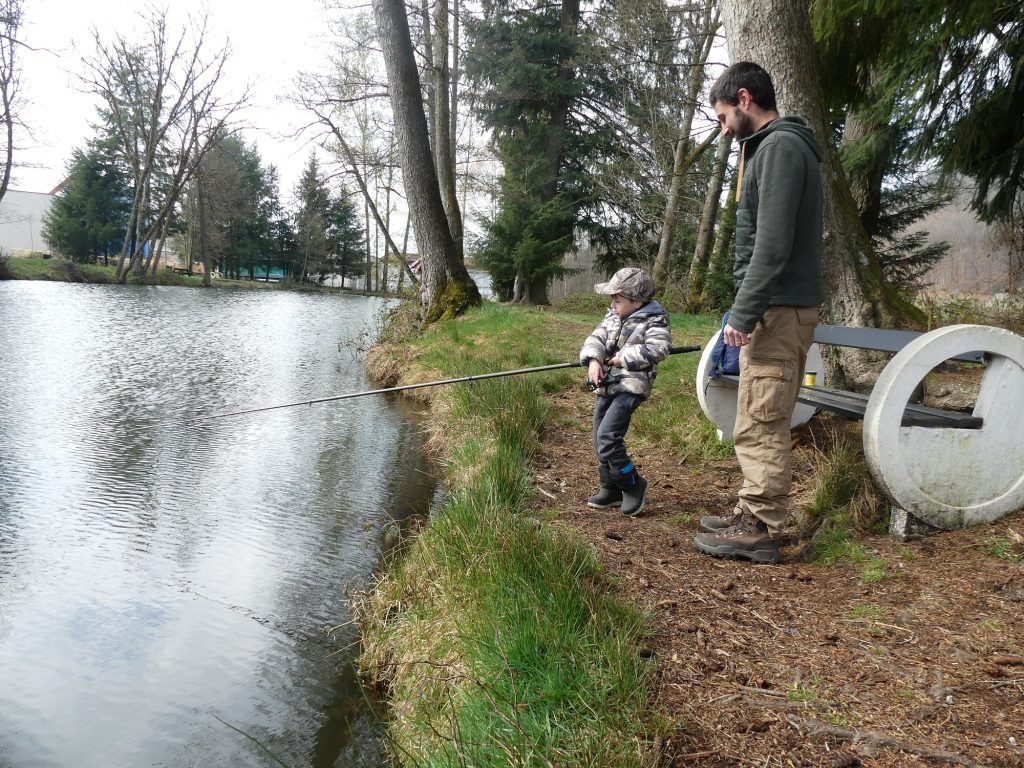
[733,109,756,141]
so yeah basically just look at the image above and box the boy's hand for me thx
[587,359,604,387]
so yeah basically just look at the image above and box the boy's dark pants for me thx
[593,392,644,479]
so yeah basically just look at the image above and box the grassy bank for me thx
[358,301,717,767]
[0,257,391,295]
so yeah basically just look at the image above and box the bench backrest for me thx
[813,324,985,363]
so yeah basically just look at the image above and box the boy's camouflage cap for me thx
[594,267,655,302]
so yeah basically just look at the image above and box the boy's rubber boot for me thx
[614,463,648,517]
[587,465,623,509]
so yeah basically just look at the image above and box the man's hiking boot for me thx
[693,513,780,563]
[699,510,742,533]
[613,463,647,517]
[587,465,623,509]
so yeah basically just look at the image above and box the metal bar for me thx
[203,345,702,420]
[813,324,985,363]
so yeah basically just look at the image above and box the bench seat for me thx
[715,374,982,429]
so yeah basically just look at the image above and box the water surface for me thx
[0,282,435,767]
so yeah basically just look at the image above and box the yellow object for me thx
[803,371,817,387]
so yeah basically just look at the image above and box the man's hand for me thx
[723,323,750,347]
[587,359,605,387]
[608,356,622,368]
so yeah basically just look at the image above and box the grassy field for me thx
[358,301,718,767]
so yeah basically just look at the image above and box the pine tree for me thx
[43,138,132,264]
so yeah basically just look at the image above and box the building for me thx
[0,189,55,256]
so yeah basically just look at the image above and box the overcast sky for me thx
[16,0,343,199]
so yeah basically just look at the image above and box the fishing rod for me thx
[204,345,702,420]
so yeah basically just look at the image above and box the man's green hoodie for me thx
[729,116,824,334]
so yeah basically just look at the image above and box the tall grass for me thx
[358,302,670,766]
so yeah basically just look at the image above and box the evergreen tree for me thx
[293,152,367,285]
[43,138,132,264]
[813,0,1024,225]
[325,189,366,283]
[465,0,623,303]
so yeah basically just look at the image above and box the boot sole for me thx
[587,500,622,509]
[693,538,779,564]
[621,500,644,517]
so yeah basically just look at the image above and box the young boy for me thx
[579,267,671,517]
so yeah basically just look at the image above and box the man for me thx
[693,61,824,564]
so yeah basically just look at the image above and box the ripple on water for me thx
[0,282,435,767]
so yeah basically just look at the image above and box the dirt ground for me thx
[530,389,1024,768]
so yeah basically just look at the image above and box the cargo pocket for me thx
[741,359,794,422]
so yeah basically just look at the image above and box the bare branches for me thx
[0,0,24,206]
[79,7,247,282]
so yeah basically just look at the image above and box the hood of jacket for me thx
[741,115,823,162]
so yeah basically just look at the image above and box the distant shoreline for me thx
[0,257,403,298]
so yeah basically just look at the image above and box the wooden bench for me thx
[695,323,1024,538]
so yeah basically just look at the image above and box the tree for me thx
[180,134,282,281]
[720,0,921,389]
[81,8,246,283]
[0,0,23,208]
[651,0,721,288]
[372,0,480,321]
[465,0,587,304]
[292,13,420,289]
[294,153,331,283]
[42,138,132,264]
[813,0,1024,227]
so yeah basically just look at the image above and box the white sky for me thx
[16,0,343,199]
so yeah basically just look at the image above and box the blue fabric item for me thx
[620,462,634,474]
[709,311,741,378]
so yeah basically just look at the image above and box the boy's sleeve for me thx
[618,315,671,370]
[580,314,611,364]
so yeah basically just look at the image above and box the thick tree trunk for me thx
[652,1,719,288]
[720,0,922,388]
[687,133,732,305]
[373,0,480,322]
[842,98,896,238]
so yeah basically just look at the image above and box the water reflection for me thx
[0,282,436,767]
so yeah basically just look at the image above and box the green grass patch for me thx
[808,527,887,584]
[358,301,674,766]
[847,604,885,620]
[984,535,1023,562]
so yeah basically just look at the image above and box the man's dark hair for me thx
[709,62,777,111]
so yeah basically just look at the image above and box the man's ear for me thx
[736,87,752,109]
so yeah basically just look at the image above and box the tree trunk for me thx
[687,133,732,305]
[433,0,463,262]
[198,175,212,288]
[842,95,897,238]
[373,0,480,322]
[652,0,720,288]
[720,0,922,389]
[707,164,739,307]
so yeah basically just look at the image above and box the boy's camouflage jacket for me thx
[579,300,672,398]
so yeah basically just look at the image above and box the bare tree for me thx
[652,0,720,287]
[430,0,463,261]
[0,0,24,207]
[686,132,732,305]
[372,0,479,320]
[80,9,246,283]
[720,0,920,388]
